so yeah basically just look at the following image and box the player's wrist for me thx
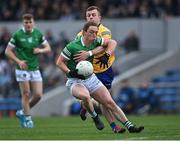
[40,49,44,53]
[88,51,93,56]
[105,52,110,57]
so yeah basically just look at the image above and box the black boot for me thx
[128,126,144,133]
[92,115,104,130]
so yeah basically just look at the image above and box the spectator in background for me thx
[175,0,180,16]
[0,27,11,59]
[114,79,136,114]
[56,32,70,51]
[135,81,158,114]
[54,31,70,63]
[139,1,151,18]
[45,29,56,47]
[0,56,12,98]
[121,30,139,54]
[0,0,180,21]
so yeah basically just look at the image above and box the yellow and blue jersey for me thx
[77,24,115,73]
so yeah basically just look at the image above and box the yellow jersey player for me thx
[76,6,125,133]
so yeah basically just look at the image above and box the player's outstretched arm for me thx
[103,39,117,55]
[94,39,117,68]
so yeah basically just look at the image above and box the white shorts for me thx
[66,74,103,95]
[15,69,42,82]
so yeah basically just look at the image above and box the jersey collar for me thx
[81,36,85,46]
[22,26,34,33]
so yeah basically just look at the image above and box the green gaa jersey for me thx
[61,36,104,78]
[9,27,47,70]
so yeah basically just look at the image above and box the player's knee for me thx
[23,91,30,98]
[82,95,91,103]
[105,100,116,111]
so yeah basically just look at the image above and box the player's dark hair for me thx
[86,6,101,16]
[22,13,34,20]
[83,22,98,32]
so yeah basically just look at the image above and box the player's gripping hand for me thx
[95,52,110,69]
[68,69,85,79]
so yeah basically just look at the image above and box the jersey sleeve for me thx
[101,30,111,39]
[99,24,112,39]
[36,29,47,45]
[61,44,72,60]
[41,36,48,45]
[8,33,17,48]
[39,32,48,45]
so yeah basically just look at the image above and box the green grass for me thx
[0,115,180,140]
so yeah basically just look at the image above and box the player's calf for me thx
[80,108,87,121]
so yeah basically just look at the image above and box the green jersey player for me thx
[61,36,103,78]
[5,13,51,128]
[56,22,144,132]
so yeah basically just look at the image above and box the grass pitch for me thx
[0,115,180,140]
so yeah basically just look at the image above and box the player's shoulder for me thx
[99,24,111,38]
[33,28,43,34]
[77,30,83,37]
[99,24,111,32]
[67,36,81,47]
[12,28,24,38]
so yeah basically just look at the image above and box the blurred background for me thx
[0,0,180,118]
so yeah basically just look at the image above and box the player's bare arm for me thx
[94,39,117,68]
[5,45,28,70]
[56,55,70,74]
[73,46,105,62]
[33,42,51,54]
[103,39,117,55]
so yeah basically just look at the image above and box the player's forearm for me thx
[56,55,70,74]
[106,39,117,55]
[91,46,105,56]
[41,43,51,53]
[5,46,21,64]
